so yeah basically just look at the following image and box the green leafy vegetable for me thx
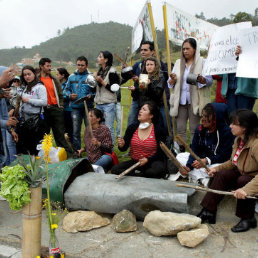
[0,164,31,210]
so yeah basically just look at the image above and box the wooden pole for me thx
[176,183,258,199]
[22,186,42,258]
[160,142,188,174]
[116,161,141,179]
[147,2,171,137]
[119,106,124,138]
[176,134,210,171]
[162,2,176,140]
[84,100,93,138]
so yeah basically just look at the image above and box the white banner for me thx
[166,3,218,50]
[236,26,258,78]
[202,22,252,76]
[131,1,153,53]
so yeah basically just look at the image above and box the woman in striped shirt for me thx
[111,101,167,178]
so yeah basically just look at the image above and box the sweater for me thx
[119,122,168,163]
[186,103,234,169]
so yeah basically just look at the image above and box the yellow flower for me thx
[42,134,53,160]
[35,156,41,160]
[52,213,56,216]
[51,224,58,229]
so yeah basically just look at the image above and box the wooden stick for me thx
[176,134,210,171]
[118,106,123,138]
[176,183,258,199]
[84,100,93,138]
[160,142,188,174]
[114,53,126,65]
[116,161,141,179]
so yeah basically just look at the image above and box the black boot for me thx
[197,208,216,224]
[231,217,257,233]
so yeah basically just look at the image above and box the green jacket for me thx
[221,74,258,99]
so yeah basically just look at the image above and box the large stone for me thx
[112,210,137,233]
[62,211,110,233]
[177,224,209,248]
[143,210,201,236]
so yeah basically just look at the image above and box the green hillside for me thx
[0,21,180,67]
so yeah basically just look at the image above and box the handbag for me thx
[104,151,119,165]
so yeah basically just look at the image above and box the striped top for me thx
[130,126,157,160]
[233,139,244,166]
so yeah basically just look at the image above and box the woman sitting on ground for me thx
[172,103,234,186]
[78,108,113,171]
[198,109,258,233]
[111,101,167,178]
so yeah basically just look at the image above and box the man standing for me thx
[65,56,95,150]
[39,58,72,155]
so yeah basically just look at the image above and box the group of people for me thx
[0,37,257,233]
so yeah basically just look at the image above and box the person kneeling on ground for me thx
[170,103,234,186]
[198,109,258,233]
[111,101,167,178]
[78,108,113,171]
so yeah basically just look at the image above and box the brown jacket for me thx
[39,74,64,108]
[215,136,258,196]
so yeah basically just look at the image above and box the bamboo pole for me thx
[116,161,141,179]
[176,134,210,171]
[84,100,93,138]
[22,186,42,258]
[162,2,176,140]
[176,183,258,199]
[147,2,171,137]
[118,106,124,138]
[160,142,188,174]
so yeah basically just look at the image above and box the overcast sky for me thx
[0,0,257,49]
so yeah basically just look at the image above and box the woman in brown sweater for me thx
[198,109,258,233]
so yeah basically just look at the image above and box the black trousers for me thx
[44,106,72,155]
[111,159,166,179]
[201,169,255,219]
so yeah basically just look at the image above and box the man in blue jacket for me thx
[65,56,95,150]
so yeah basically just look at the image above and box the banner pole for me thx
[147,1,172,136]
[163,2,176,139]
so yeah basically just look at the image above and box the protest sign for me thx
[236,26,258,78]
[165,3,218,50]
[131,1,153,53]
[202,22,252,76]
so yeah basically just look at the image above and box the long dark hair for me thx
[20,65,42,92]
[139,100,159,124]
[230,109,258,144]
[89,108,105,123]
[57,67,70,81]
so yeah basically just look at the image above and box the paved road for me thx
[0,198,257,258]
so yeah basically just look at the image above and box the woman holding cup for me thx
[168,38,212,147]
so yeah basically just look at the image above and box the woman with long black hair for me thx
[16,66,47,154]
[198,109,258,233]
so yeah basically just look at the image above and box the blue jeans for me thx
[6,130,16,165]
[72,108,87,150]
[127,100,139,126]
[96,103,116,144]
[226,89,256,115]
[94,154,113,170]
[115,102,121,137]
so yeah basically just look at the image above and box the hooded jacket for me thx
[169,38,212,116]
[64,69,95,109]
[186,103,234,169]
